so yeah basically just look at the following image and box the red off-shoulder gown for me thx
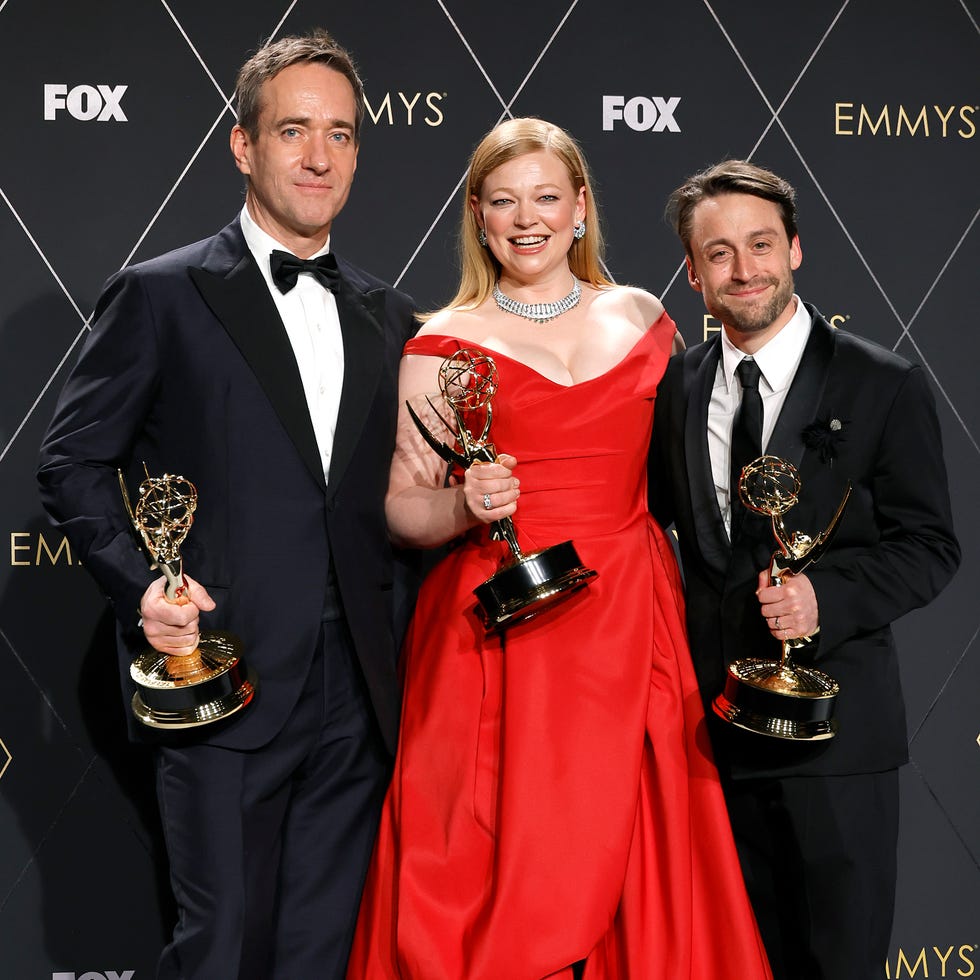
[347,314,771,979]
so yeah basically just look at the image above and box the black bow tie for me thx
[270,249,341,294]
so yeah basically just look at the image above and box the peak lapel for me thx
[326,272,386,500]
[766,311,836,468]
[189,243,326,491]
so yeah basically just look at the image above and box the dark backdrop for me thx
[0,1,976,976]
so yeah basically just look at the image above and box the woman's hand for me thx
[462,453,520,525]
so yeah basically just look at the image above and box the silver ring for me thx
[774,616,780,630]
[483,493,492,511]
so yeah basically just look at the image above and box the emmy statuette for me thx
[119,468,256,729]
[712,455,851,741]
[407,348,597,631]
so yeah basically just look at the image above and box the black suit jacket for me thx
[650,306,959,778]
[38,218,417,753]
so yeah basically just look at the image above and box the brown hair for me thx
[665,159,799,255]
[235,29,365,141]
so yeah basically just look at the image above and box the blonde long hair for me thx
[436,118,613,316]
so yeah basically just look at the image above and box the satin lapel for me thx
[326,272,386,501]
[685,339,731,575]
[188,248,326,491]
[766,310,837,468]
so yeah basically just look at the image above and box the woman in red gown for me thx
[347,118,771,979]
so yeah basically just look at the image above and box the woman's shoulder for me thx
[588,284,665,328]
[414,304,503,349]
[415,305,482,339]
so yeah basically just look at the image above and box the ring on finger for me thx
[774,616,780,630]
[483,493,492,511]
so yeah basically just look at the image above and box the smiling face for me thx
[686,192,803,350]
[230,62,358,257]
[470,149,586,290]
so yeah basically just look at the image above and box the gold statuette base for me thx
[712,658,839,742]
[130,631,256,730]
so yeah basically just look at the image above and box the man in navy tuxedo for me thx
[650,160,959,979]
[38,30,416,980]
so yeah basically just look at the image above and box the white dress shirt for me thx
[240,206,345,482]
[708,296,812,535]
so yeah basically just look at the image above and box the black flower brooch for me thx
[802,416,848,464]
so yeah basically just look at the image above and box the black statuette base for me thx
[473,540,597,632]
[712,658,839,741]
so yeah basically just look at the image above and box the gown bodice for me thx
[403,317,672,544]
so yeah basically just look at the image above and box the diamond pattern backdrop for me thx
[0,0,976,976]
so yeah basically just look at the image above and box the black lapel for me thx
[326,262,386,501]
[188,224,326,490]
[766,307,837,468]
[730,309,837,575]
[684,339,731,575]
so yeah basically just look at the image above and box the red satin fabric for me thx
[348,314,771,979]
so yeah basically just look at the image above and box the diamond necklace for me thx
[492,279,582,324]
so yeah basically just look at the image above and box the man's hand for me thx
[139,574,216,656]
[756,569,819,641]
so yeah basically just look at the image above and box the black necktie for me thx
[270,249,341,294]
[730,357,763,537]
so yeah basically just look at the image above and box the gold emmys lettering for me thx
[407,348,597,631]
[118,467,256,728]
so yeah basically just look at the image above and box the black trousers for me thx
[725,769,899,980]
[154,619,389,980]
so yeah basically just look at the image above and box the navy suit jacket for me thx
[650,306,959,778]
[38,218,417,753]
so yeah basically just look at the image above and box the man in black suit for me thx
[37,30,416,980]
[651,160,959,979]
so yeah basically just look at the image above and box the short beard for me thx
[711,275,795,335]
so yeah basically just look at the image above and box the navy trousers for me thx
[154,619,390,980]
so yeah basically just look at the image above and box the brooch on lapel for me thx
[802,416,848,464]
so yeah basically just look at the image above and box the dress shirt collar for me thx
[239,205,332,283]
[720,296,812,394]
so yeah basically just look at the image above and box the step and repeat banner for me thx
[0,0,977,976]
